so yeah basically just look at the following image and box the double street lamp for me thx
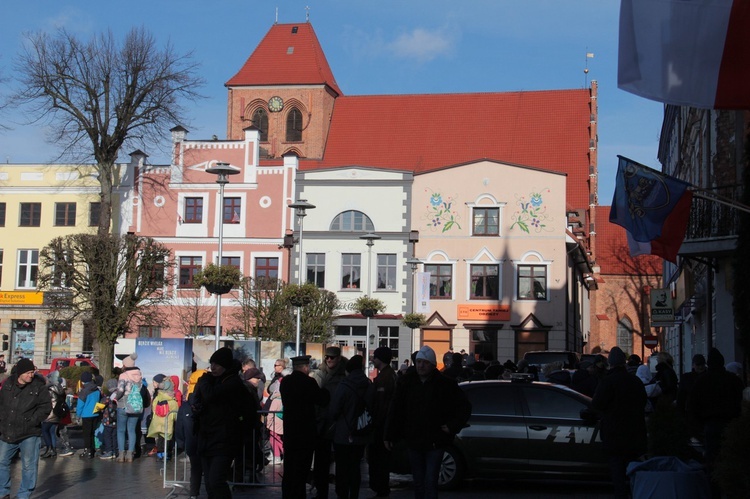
[360,232,381,370]
[289,199,316,355]
[206,162,241,351]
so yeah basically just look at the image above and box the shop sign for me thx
[457,304,510,321]
[0,291,44,306]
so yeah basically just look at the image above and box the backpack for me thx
[349,385,373,437]
[126,382,144,414]
[154,399,170,418]
[53,393,70,419]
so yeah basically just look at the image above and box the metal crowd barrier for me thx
[162,409,283,498]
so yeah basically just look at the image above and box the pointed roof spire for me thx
[225,23,342,96]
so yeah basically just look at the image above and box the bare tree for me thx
[233,277,294,340]
[233,278,340,342]
[37,233,175,378]
[599,238,662,356]
[170,289,216,338]
[13,27,204,235]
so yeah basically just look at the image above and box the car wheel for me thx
[438,446,464,490]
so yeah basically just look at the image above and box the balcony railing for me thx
[685,184,742,241]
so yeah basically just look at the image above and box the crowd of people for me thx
[1,344,745,499]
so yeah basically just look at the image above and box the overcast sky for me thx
[0,0,664,203]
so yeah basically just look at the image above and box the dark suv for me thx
[392,378,608,488]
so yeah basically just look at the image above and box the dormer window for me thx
[252,108,269,141]
[286,107,303,142]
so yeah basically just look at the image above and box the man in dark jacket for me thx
[0,358,52,499]
[192,347,257,499]
[591,346,647,499]
[368,347,397,499]
[280,355,329,499]
[688,348,743,473]
[310,346,347,499]
[385,346,471,499]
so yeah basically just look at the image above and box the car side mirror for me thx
[580,407,599,424]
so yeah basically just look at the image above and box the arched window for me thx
[252,108,268,141]
[286,107,303,142]
[617,317,634,355]
[330,210,374,232]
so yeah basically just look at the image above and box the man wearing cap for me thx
[0,358,52,499]
[368,346,397,499]
[281,355,329,499]
[385,346,471,499]
[311,346,348,499]
[592,346,647,499]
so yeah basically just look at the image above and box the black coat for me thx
[192,370,258,457]
[329,369,374,446]
[687,366,743,425]
[384,368,471,451]
[280,369,329,451]
[592,366,647,456]
[0,373,52,443]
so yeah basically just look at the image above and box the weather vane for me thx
[584,51,594,87]
[306,5,310,22]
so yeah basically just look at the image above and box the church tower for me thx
[225,22,341,160]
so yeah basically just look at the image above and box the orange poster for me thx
[457,304,511,321]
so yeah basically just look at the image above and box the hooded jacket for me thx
[0,373,52,443]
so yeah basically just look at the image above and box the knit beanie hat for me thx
[105,378,118,393]
[15,358,36,375]
[608,347,626,367]
[80,371,93,383]
[153,373,166,384]
[415,345,437,366]
[373,346,393,365]
[346,355,364,373]
[122,352,138,368]
[209,347,234,370]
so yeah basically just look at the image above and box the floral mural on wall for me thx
[421,189,462,233]
[510,188,554,233]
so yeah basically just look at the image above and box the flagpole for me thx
[617,155,750,214]
[691,190,750,215]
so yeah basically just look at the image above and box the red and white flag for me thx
[619,0,750,109]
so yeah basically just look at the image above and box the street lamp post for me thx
[406,257,423,354]
[360,233,381,371]
[288,199,316,356]
[206,162,241,351]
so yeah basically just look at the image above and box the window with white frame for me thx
[517,265,547,300]
[473,207,499,236]
[377,325,399,353]
[179,256,202,288]
[341,253,361,289]
[306,253,325,287]
[330,211,374,232]
[470,264,499,300]
[335,325,367,350]
[17,249,39,288]
[184,197,203,223]
[425,263,453,299]
[377,254,397,290]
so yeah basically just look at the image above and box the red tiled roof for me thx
[305,90,593,210]
[596,206,662,276]
[226,23,342,96]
